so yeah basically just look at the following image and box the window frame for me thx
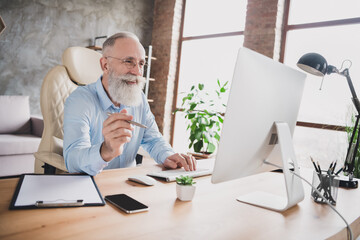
[279,0,360,132]
[171,0,245,145]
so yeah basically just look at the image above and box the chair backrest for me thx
[35,47,102,173]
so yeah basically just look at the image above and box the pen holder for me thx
[311,171,340,205]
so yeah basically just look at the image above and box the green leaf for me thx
[203,132,211,142]
[194,140,203,153]
[218,116,223,123]
[217,78,220,87]
[191,123,197,132]
[176,175,196,185]
[207,143,216,153]
[194,130,202,140]
[190,85,195,91]
[198,83,204,90]
[220,87,226,93]
[188,113,196,119]
[190,103,197,111]
[214,132,220,141]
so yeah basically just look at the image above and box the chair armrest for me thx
[30,115,44,137]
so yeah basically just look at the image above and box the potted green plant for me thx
[176,175,196,201]
[175,79,228,158]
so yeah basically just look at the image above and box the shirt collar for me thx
[95,76,118,112]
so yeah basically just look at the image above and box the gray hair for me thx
[102,32,140,54]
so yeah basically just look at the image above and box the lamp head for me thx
[297,53,328,77]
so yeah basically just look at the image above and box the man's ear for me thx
[100,57,108,73]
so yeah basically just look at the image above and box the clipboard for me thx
[9,174,105,209]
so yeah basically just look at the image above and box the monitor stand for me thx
[236,122,305,212]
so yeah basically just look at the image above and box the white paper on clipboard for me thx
[14,175,104,207]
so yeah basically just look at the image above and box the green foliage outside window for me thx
[345,114,360,178]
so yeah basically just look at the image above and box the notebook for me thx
[147,168,212,182]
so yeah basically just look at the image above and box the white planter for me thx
[176,184,196,201]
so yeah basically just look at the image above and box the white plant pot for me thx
[176,184,196,201]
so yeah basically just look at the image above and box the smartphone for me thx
[105,194,149,213]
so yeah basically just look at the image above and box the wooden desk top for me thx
[0,160,359,240]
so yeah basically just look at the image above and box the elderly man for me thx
[63,32,196,175]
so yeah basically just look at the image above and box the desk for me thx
[0,159,359,240]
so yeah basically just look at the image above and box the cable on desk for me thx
[267,162,353,240]
[289,170,353,240]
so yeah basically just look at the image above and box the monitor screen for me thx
[211,47,306,211]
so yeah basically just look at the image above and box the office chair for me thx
[34,47,102,174]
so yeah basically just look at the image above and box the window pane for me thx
[293,126,348,169]
[176,36,243,109]
[284,24,360,126]
[173,36,243,152]
[173,112,190,153]
[289,0,360,24]
[183,0,247,37]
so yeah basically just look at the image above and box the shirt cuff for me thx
[158,150,176,164]
[88,143,109,175]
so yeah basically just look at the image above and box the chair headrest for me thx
[62,47,103,85]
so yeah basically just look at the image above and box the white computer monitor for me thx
[211,47,307,211]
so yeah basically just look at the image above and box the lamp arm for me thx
[341,68,360,114]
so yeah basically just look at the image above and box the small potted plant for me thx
[176,175,196,201]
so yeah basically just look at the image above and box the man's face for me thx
[107,68,146,107]
[103,38,147,106]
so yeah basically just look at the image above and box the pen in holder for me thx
[311,170,340,206]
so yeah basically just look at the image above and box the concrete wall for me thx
[0,0,154,115]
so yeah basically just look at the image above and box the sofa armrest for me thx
[30,115,44,137]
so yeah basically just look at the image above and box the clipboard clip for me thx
[35,199,84,207]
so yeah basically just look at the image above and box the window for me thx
[282,0,360,167]
[172,0,247,152]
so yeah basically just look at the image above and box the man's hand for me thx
[163,153,197,171]
[100,109,134,162]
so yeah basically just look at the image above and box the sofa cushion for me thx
[0,96,31,134]
[0,134,41,155]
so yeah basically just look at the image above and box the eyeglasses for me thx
[105,56,147,70]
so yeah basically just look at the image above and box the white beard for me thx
[107,71,146,107]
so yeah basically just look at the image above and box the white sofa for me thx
[0,96,43,177]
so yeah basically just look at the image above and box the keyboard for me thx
[147,168,212,182]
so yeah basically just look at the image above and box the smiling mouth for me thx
[124,80,137,85]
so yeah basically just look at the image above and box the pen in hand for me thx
[106,112,147,129]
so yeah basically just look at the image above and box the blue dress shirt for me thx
[63,77,175,175]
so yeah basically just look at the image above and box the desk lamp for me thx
[297,52,358,188]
